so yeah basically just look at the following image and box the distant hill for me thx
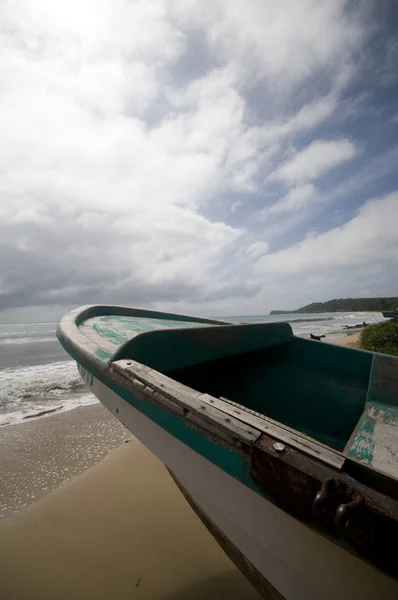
[270,297,398,315]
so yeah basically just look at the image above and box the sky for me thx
[1,0,398,322]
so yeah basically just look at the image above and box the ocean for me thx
[0,322,97,427]
[0,312,385,427]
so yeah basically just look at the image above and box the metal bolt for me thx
[273,442,285,453]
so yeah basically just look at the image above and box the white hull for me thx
[90,374,397,600]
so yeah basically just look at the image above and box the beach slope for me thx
[0,438,261,600]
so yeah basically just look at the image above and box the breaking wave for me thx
[0,360,98,426]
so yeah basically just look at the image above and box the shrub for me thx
[360,320,398,356]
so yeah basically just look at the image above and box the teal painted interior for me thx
[367,355,398,407]
[162,331,374,452]
[113,322,293,371]
[167,340,370,451]
[87,315,214,347]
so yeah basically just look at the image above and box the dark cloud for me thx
[0,204,255,312]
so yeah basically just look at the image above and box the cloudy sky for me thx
[1,0,398,321]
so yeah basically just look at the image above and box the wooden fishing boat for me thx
[57,305,398,600]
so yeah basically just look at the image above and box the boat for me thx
[57,305,398,600]
[382,311,398,319]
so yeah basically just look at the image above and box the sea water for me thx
[0,312,385,426]
[0,322,97,426]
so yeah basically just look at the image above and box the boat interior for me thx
[115,321,376,453]
[169,336,374,452]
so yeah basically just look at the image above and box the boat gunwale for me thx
[72,304,228,328]
[56,304,229,371]
[111,358,345,470]
[109,358,398,507]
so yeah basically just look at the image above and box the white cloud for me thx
[274,139,357,184]
[260,96,339,142]
[245,241,269,259]
[255,192,398,275]
[2,0,184,61]
[267,184,318,215]
[172,0,367,90]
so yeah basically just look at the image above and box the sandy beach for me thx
[326,332,361,348]
[0,427,260,600]
[0,332,361,600]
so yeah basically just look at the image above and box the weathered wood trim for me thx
[254,435,398,519]
[112,359,398,515]
[112,359,344,470]
[253,433,398,579]
[211,395,344,470]
[168,469,285,600]
[186,403,260,447]
[111,359,261,449]
[112,358,203,404]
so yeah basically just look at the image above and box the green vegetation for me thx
[270,297,398,315]
[360,319,398,356]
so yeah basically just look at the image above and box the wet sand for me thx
[0,437,260,600]
[0,404,130,519]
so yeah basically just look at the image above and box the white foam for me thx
[291,312,384,336]
[0,360,97,427]
[0,336,56,345]
[0,395,99,426]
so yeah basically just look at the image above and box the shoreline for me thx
[299,331,361,348]
[0,403,130,520]
[325,332,361,348]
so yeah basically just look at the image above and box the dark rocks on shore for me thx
[343,322,368,330]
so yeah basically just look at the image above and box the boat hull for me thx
[85,369,397,600]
